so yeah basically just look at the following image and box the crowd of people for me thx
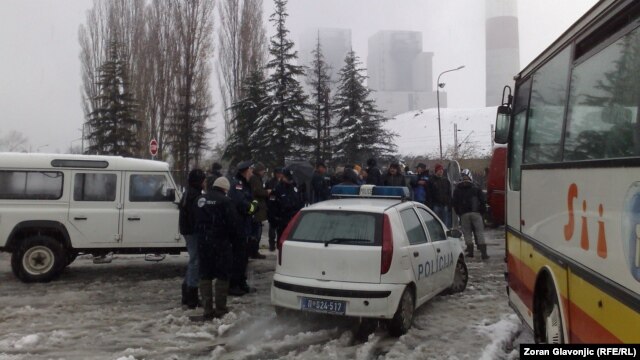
[178,158,488,321]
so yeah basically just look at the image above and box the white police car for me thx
[271,185,468,336]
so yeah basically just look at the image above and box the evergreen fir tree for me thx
[307,33,333,164]
[223,67,268,165]
[86,39,140,157]
[254,0,311,168]
[332,50,396,165]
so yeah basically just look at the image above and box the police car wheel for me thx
[446,258,468,294]
[11,235,65,283]
[387,287,415,337]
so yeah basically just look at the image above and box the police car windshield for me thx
[290,211,381,246]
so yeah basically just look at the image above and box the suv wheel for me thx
[11,235,65,283]
[387,287,414,336]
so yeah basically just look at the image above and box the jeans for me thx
[433,205,452,228]
[460,212,486,248]
[183,234,200,288]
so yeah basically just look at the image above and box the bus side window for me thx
[523,47,570,164]
[509,78,532,192]
[564,27,640,161]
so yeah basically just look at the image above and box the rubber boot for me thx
[190,280,214,322]
[465,244,474,258]
[479,244,490,260]
[181,282,188,307]
[186,287,199,309]
[249,237,266,259]
[214,279,230,317]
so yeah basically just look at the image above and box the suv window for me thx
[290,211,380,245]
[417,207,447,241]
[0,170,63,200]
[74,173,117,201]
[400,208,428,245]
[130,174,172,202]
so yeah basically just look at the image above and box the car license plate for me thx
[300,297,346,315]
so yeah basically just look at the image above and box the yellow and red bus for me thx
[494,0,640,343]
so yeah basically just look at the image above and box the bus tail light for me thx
[278,211,301,266]
[381,214,394,274]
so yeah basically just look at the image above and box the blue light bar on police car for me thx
[331,185,410,199]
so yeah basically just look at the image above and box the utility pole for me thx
[454,123,458,160]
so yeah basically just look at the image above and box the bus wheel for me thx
[11,236,65,283]
[536,284,564,343]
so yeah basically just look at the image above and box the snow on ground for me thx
[386,107,497,157]
[0,227,529,360]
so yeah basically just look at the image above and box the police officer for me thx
[265,167,284,251]
[273,168,304,238]
[190,177,241,321]
[179,168,205,309]
[227,160,258,296]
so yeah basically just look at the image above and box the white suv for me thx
[271,185,468,336]
[0,153,183,282]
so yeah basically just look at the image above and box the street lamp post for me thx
[436,65,465,160]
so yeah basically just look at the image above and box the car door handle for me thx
[413,251,419,257]
[74,216,87,221]
[436,248,441,253]
[128,217,141,221]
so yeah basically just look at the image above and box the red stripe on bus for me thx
[507,252,534,310]
[508,251,622,344]
[568,301,620,343]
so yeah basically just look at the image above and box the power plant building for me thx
[367,31,441,118]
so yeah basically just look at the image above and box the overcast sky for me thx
[0,0,598,154]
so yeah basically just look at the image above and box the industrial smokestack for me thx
[485,0,520,106]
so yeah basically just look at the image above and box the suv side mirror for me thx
[494,105,511,144]
[447,229,462,238]
[165,188,176,202]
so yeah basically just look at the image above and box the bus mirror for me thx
[494,105,511,144]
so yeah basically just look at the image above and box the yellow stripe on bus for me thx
[567,272,640,343]
[507,231,640,343]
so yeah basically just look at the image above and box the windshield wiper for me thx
[324,238,369,247]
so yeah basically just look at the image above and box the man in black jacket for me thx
[452,169,489,260]
[179,169,206,309]
[430,163,452,228]
[265,167,283,251]
[310,162,331,204]
[365,158,384,186]
[205,162,223,191]
[273,168,304,239]
[227,161,258,296]
[190,177,241,321]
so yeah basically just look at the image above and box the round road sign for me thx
[150,139,158,156]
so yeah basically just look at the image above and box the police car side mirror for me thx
[447,229,462,238]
